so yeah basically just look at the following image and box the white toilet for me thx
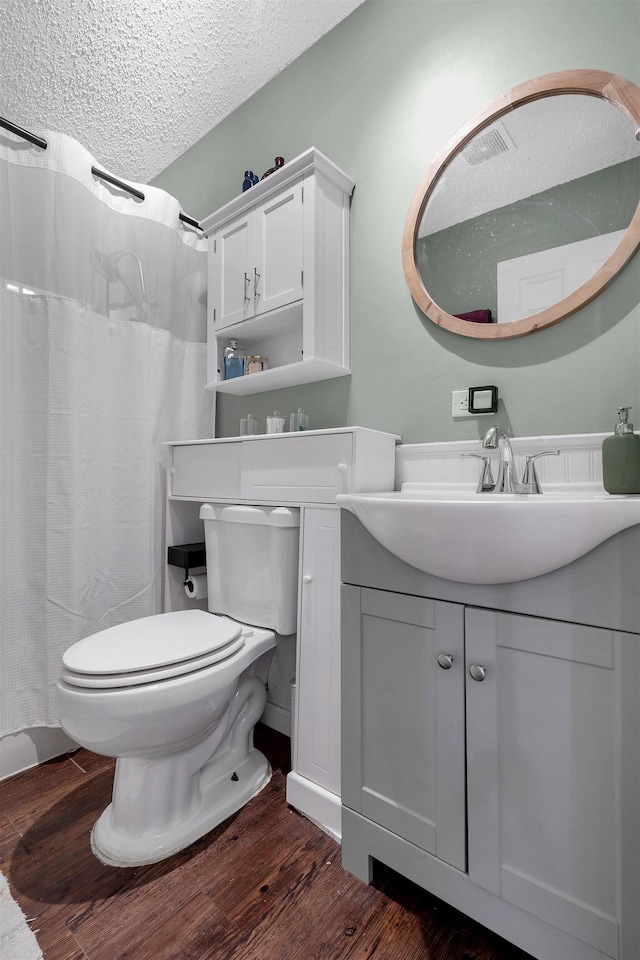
[55,503,299,867]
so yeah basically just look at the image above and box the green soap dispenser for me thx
[602,407,640,494]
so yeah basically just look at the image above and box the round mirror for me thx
[403,70,640,339]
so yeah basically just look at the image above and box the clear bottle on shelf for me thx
[223,340,245,379]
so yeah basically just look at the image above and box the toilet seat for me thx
[60,610,248,689]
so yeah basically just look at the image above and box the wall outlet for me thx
[452,389,471,418]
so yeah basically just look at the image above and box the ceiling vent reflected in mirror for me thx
[463,123,515,166]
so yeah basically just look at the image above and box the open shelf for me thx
[206,359,351,395]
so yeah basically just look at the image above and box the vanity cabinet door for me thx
[465,607,633,959]
[342,586,466,871]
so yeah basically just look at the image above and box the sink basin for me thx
[337,482,640,584]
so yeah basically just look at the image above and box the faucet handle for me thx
[521,450,560,494]
[461,453,495,492]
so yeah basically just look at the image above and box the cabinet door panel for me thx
[352,589,466,870]
[214,214,253,329]
[255,181,303,315]
[466,607,625,958]
[241,433,353,502]
[170,442,242,499]
[296,508,341,795]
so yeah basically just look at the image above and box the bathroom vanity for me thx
[340,508,640,960]
[164,427,398,839]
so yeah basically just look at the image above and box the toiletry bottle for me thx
[223,340,245,380]
[602,407,640,494]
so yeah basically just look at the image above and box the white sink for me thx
[337,482,640,584]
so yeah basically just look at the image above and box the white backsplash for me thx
[396,433,607,489]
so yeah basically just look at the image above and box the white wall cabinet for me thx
[340,513,640,960]
[202,148,354,396]
[212,181,303,330]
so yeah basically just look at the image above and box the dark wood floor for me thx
[0,725,532,960]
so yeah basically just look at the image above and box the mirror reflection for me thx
[403,71,640,339]
[417,95,640,326]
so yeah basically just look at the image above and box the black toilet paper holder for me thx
[167,542,206,585]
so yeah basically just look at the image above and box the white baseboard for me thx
[0,727,78,781]
[261,701,291,738]
[286,771,342,842]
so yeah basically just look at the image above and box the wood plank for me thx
[1,726,532,960]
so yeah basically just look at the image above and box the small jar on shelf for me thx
[289,408,311,431]
[246,355,269,375]
[266,411,286,434]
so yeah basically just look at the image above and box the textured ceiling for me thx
[0,0,365,184]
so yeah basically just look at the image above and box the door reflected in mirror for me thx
[403,71,640,339]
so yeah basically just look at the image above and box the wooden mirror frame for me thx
[402,70,640,340]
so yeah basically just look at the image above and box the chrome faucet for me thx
[480,426,560,494]
[481,426,524,493]
[461,453,495,492]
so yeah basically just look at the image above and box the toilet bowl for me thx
[55,504,299,867]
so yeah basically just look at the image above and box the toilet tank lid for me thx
[199,504,300,526]
[62,610,242,675]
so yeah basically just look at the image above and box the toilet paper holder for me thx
[167,542,206,585]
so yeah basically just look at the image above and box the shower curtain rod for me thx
[0,115,201,231]
[0,115,47,150]
[91,166,202,230]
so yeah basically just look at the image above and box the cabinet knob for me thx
[303,575,312,584]
[336,463,348,494]
[469,663,487,682]
[437,653,454,670]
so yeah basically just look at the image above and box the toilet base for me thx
[91,746,272,867]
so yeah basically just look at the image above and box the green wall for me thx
[153,0,640,444]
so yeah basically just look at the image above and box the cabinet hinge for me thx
[214,239,217,254]
[301,270,304,288]
[213,308,216,324]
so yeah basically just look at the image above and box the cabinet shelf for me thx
[206,358,351,395]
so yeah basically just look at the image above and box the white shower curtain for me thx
[0,127,208,736]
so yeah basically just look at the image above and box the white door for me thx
[497,229,625,323]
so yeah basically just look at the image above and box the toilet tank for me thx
[200,503,300,635]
